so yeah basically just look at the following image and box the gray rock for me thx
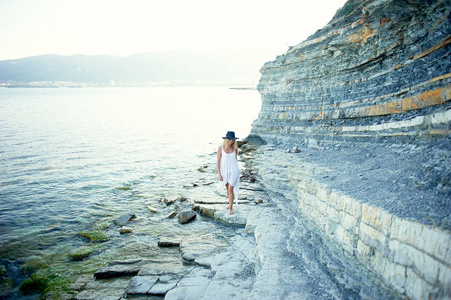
[119,226,132,234]
[166,212,177,219]
[159,275,175,283]
[165,274,210,300]
[94,264,141,279]
[149,281,178,295]
[110,258,143,264]
[125,275,158,295]
[194,256,213,268]
[178,211,196,224]
[69,274,92,291]
[164,196,178,205]
[84,276,131,290]
[158,237,181,247]
[138,261,194,277]
[114,212,136,226]
[75,288,125,300]
[181,243,225,262]
[243,134,267,145]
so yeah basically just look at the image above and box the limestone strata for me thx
[252,0,451,144]
[251,148,450,299]
[249,0,451,298]
[298,167,451,299]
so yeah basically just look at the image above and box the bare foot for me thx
[229,211,234,215]
[226,205,230,209]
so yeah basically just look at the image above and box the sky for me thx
[0,0,348,62]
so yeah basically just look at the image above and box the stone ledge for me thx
[254,148,450,300]
[300,172,450,299]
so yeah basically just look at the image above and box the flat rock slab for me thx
[94,264,141,279]
[164,196,179,205]
[138,261,194,277]
[110,258,144,265]
[84,277,132,290]
[125,275,159,294]
[165,272,211,300]
[158,237,181,247]
[149,281,178,295]
[194,256,214,268]
[193,203,254,225]
[193,203,220,217]
[114,212,136,226]
[75,288,125,300]
[213,206,253,226]
[180,240,228,262]
[77,230,109,242]
[193,197,250,205]
[68,244,104,261]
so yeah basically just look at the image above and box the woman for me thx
[217,131,240,215]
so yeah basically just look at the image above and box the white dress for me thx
[219,146,240,204]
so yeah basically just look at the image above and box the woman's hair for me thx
[222,139,239,157]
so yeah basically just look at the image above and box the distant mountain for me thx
[0,51,271,84]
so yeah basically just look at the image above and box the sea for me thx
[0,86,261,297]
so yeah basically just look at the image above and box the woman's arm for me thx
[217,146,223,181]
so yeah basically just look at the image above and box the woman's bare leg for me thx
[226,183,230,209]
[227,184,234,214]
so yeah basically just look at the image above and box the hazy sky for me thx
[0,0,347,61]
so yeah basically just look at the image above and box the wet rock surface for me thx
[114,212,137,226]
[178,211,196,224]
[34,141,398,300]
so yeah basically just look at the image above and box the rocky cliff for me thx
[248,0,451,299]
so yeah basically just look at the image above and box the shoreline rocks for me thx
[178,211,196,224]
[68,245,104,261]
[77,230,109,243]
[114,212,137,226]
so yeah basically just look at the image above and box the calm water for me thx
[0,86,261,295]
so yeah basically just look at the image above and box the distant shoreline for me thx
[229,87,256,90]
[1,83,258,89]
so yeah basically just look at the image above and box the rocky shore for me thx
[1,142,398,300]
[2,0,449,298]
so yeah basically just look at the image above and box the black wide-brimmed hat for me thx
[223,131,238,140]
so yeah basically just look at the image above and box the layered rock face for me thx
[252,0,450,143]
[249,0,451,299]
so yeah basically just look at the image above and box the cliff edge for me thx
[249,0,451,298]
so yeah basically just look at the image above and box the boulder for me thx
[114,212,136,226]
[178,211,196,224]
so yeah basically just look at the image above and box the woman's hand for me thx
[218,174,223,181]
